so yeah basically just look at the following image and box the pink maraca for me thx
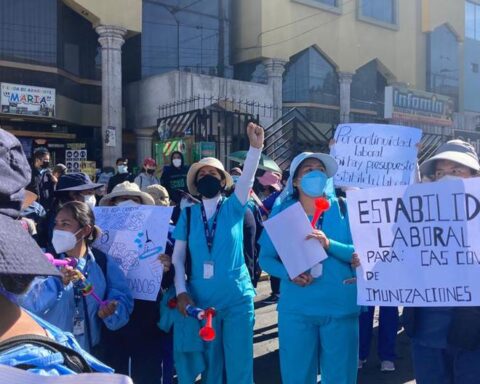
[44,253,78,268]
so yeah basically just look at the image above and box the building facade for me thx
[1,0,477,168]
[232,0,470,138]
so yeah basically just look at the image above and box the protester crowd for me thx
[1,122,480,384]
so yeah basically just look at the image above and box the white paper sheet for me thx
[263,202,328,279]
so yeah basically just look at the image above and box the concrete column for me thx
[338,71,354,124]
[263,58,287,122]
[96,25,127,167]
[135,130,154,166]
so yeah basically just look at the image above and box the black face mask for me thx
[146,169,155,175]
[197,174,223,198]
[41,161,50,169]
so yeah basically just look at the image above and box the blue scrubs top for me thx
[173,194,255,310]
[0,311,113,375]
[20,248,133,351]
[260,196,359,318]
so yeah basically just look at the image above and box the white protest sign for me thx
[93,205,173,301]
[263,202,328,279]
[331,124,422,188]
[347,178,480,307]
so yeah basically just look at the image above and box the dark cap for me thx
[55,172,103,193]
[0,214,60,277]
[0,129,31,218]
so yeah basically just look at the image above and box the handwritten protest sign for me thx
[94,206,173,301]
[330,124,422,188]
[263,202,328,279]
[347,178,480,306]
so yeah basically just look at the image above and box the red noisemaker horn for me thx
[311,197,330,228]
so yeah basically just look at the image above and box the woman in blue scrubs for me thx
[259,152,360,384]
[21,201,134,352]
[172,123,263,384]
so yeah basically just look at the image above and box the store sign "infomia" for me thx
[384,86,453,126]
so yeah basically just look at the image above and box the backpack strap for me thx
[338,196,347,218]
[0,334,93,373]
[91,247,108,278]
[185,206,192,281]
[85,248,108,349]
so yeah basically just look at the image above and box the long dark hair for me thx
[57,201,101,245]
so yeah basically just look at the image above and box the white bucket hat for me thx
[99,181,155,206]
[278,152,338,202]
[419,140,480,176]
[186,157,233,196]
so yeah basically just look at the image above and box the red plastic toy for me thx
[199,308,216,341]
[311,197,330,228]
[168,298,217,341]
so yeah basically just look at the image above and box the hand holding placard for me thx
[263,202,328,279]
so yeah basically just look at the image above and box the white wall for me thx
[126,70,274,132]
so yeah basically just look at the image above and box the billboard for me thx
[1,83,55,117]
[384,86,453,127]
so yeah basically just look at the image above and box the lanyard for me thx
[200,198,223,251]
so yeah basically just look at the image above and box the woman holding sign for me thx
[405,139,480,384]
[259,152,360,384]
[171,123,263,384]
[21,201,134,353]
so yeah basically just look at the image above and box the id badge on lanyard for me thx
[200,199,223,280]
[73,296,85,336]
[203,261,214,279]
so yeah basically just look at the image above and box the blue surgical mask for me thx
[232,175,240,184]
[300,170,327,197]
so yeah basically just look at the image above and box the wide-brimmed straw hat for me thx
[419,139,480,176]
[186,157,233,196]
[99,181,155,206]
[55,172,103,193]
[144,184,170,206]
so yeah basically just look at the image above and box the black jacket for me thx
[160,152,189,204]
[403,307,480,351]
[107,173,134,193]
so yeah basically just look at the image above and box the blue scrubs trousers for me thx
[278,312,358,384]
[202,297,255,384]
[359,306,398,361]
[412,342,480,384]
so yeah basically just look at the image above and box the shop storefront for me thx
[0,82,100,172]
[384,85,454,135]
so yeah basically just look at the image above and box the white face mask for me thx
[83,194,96,210]
[117,165,128,174]
[438,174,463,182]
[172,159,182,168]
[116,199,140,207]
[52,229,81,254]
